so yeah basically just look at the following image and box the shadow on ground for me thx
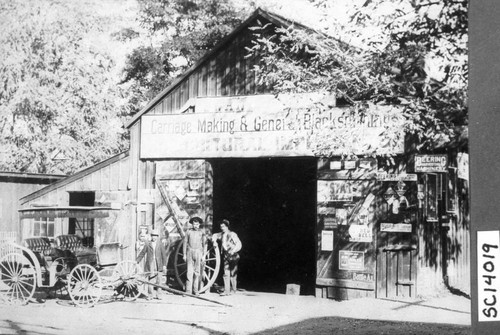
[250,316,471,335]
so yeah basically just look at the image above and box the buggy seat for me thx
[22,237,60,266]
[55,235,97,265]
[23,237,52,256]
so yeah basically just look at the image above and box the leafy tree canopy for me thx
[249,0,468,157]
[120,0,255,112]
[0,0,132,174]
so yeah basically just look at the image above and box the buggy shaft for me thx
[135,279,232,307]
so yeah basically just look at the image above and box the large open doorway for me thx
[209,157,317,295]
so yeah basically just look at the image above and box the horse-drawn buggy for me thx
[0,189,222,307]
[0,206,146,307]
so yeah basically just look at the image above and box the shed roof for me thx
[18,206,112,219]
[20,151,129,205]
[0,171,66,184]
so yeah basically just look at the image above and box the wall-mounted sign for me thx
[376,173,418,181]
[321,230,334,251]
[329,161,342,170]
[352,272,374,282]
[318,180,363,203]
[339,250,365,271]
[415,154,448,173]
[140,95,404,159]
[380,223,412,232]
[348,225,373,242]
[344,160,357,169]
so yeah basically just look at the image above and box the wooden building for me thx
[18,9,470,300]
[0,171,64,243]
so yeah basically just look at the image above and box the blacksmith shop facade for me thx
[18,9,470,300]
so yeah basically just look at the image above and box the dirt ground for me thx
[0,289,471,335]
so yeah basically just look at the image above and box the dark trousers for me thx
[223,253,239,293]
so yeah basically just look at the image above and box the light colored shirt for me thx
[215,231,242,254]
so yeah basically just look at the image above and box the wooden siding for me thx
[22,155,130,209]
[145,22,268,116]
[0,181,51,241]
[446,178,470,295]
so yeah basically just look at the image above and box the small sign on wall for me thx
[380,223,412,233]
[339,250,365,271]
[321,230,334,251]
[415,154,448,173]
[348,225,373,242]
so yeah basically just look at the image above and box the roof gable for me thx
[125,8,324,129]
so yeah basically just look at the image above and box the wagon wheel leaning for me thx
[0,253,36,305]
[68,264,102,308]
[112,260,143,301]
[174,239,220,293]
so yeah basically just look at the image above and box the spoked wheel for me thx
[0,253,36,305]
[113,261,143,301]
[68,264,102,308]
[174,239,221,293]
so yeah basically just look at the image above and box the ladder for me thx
[154,178,186,238]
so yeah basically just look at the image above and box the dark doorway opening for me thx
[209,158,317,295]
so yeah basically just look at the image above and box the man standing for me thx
[136,229,168,299]
[212,219,242,296]
[183,216,206,295]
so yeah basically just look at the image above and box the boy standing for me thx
[183,216,206,295]
[212,219,242,296]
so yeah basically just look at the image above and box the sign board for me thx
[321,230,334,251]
[317,180,362,203]
[348,225,373,242]
[376,173,418,181]
[414,155,448,173]
[380,223,412,233]
[339,250,365,271]
[477,231,500,322]
[140,95,404,159]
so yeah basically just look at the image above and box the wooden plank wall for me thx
[149,27,264,116]
[446,178,470,295]
[24,156,130,208]
[20,155,131,239]
[0,182,49,241]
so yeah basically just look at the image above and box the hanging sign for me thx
[339,250,365,271]
[140,94,404,159]
[414,155,448,173]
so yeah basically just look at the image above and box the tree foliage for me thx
[120,0,253,112]
[249,0,468,157]
[0,0,130,174]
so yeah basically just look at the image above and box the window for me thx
[33,217,55,238]
[69,218,94,247]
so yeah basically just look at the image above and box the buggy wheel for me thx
[0,253,36,305]
[68,264,101,308]
[113,261,142,301]
[174,239,220,293]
